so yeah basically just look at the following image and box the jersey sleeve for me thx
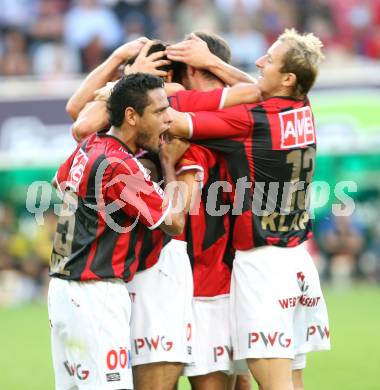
[175,144,213,185]
[189,105,253,141]
[106,157,171,230]
[55,144,82,193]
[169,88,227,112]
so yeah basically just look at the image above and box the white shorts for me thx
[293,354,307,370]
[127,239,194,366]
[184,296,233,377]
[231,245,330,361]
[48,278,133,390]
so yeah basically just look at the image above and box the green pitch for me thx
[0,285,379,390]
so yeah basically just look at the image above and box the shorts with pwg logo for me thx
[230,245,330,361]
[184,295,235,376]
[48,278,133,390]
[127,239,194,366]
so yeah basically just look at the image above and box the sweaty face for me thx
[255,40,291,99]
[135,88,172,153]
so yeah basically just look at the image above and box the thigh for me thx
[133,361,183,390]
[189,371,229,390]
[247,358,293,390]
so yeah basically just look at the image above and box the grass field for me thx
[1,284,379,390]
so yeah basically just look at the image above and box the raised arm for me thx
[166,34,256,86]
[66,37,148,120]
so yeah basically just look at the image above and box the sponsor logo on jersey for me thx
[279,106,315,149]
[67,148,88,191]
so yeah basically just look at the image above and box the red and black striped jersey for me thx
[169,89,233,297]
[187,94,316,251]
[168,88,226,112]
[175,145,234,297]
[51,133,170,282]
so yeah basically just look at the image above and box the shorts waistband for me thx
[169,238,187,250]
[237,244,304,255]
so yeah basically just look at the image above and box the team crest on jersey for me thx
[67,148,88,191]
[279,106,315,149]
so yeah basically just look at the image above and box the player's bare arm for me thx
[71,81,117,141]
[66,37,149,120]
[71,85,185,142]
[71,101,109,141]
[167,108,191,139]
[124,40,185,95]
[159,138,190,235]
[166,33,256,86]
[222,83,263,107]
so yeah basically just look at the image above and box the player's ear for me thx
[283,72,297,89]
[125,107,137,126]
[187,65,196,77]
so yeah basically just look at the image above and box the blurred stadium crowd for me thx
[1,0,380,78]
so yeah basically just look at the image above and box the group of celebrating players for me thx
[48,28,330,390]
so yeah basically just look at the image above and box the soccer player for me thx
[123,36,253,390]
[167,28,331,390]
[48,73,188,390]
[166,32,257,390]
[63,38,224,390]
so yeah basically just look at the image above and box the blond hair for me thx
[278,28,325,97]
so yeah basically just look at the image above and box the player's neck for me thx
[197,78,224,92]
[108,126,137,154]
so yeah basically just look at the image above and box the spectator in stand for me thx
[28,0,66,45]
[0,28,31,76]
[64,0,123,71]
[255,0,297,44]
[29,0,81,77]
[149,0,179,43]
[0,0,36,30]
[122,11,150,43]
[318,214,365,284]
[175,0,220,38]
[224,17,267,73]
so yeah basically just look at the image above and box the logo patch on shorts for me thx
[106,372,121,382]
[63,361,89,380]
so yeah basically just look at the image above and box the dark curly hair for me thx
[108,73,164,127]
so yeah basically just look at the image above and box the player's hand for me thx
[112,37,149,62]
[94,81,118,102]
[166,34,213,69]
[125,40,171,78]
[160,136,190,165]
